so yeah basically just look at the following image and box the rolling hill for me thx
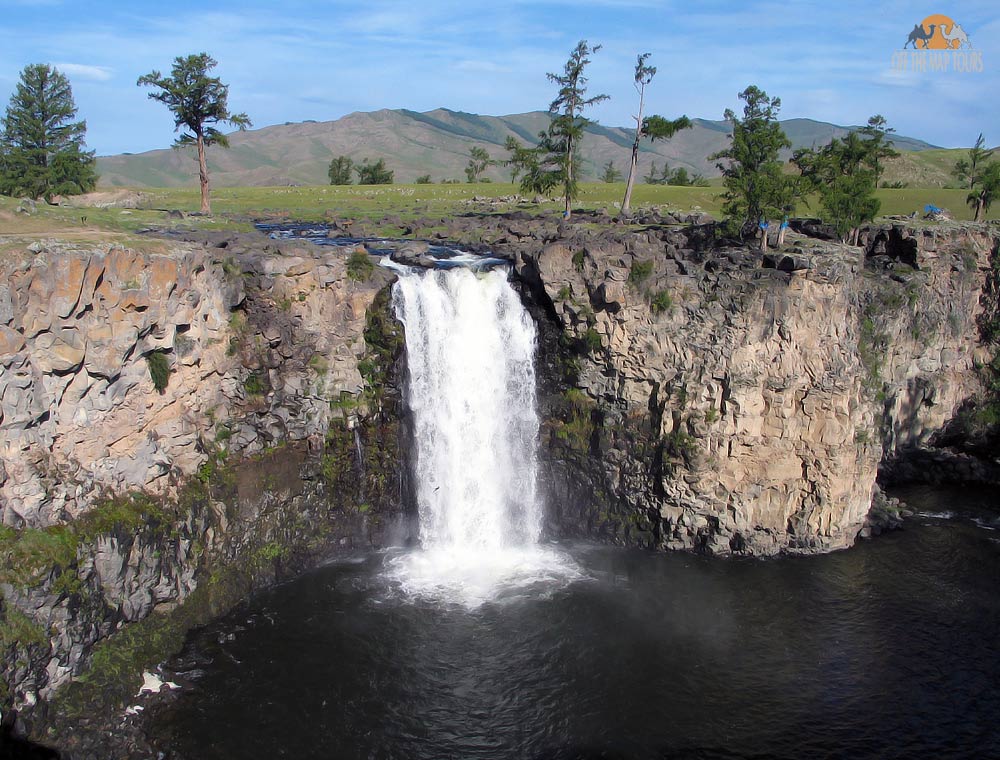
[96,108,945,189]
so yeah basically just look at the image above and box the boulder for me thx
[391,241,436,268]
[762,252,812,272]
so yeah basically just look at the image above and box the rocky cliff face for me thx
[508,219,995,555]
[1,216,995,753]
[0,237,390,527]
[0,234,410,742]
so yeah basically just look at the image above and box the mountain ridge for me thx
[96,107,942,188]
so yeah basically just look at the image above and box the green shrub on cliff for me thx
[0,525,77,586]
[146,350,170,394]
[78,492,170,540]
[347,250,375,281]
[359,286,404,408]
[582,327,603,353]
[649,290,672,314]
[553,388,596,451]
[0,602,46,642]
[858,315,887,396]
[243,371,267,397]
[628,259,653,285]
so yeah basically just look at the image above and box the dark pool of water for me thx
[148,485,1000,759]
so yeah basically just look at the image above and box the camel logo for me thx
[904,14,972,49]
[892,14,983,73]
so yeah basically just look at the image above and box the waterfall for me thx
[387,266,581,605]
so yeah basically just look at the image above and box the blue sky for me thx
[1,0,996,155]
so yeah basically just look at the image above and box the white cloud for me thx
[456,60,511,74]
[873,67,921,88]
[53,62,113,81]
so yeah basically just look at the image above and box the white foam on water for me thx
[972,517,999,531]
[919,511,957,519]
[386,267,582,607]
[388,544,587,608]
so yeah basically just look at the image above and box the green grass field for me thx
[137,182,996,223]
[0,182,994,250]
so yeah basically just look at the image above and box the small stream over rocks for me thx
[255,221,511,269]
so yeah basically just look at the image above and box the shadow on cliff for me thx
[0,711,59,760]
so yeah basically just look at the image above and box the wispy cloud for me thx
[53,62,113,81]
[456,60,512,74]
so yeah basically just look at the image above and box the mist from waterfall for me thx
[388,266,582,606]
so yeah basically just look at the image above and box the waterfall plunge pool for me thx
[145,484,1000,759]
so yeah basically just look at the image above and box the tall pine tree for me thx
[544,40,608,219]
[710,86,792,238]
[0,63,97,199]
[858,114,898,188]
[138,53,251,214]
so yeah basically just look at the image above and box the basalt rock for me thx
[0,239,404,528]
[2,213,997,755]
[0,234,411,752]
[502,219,996,556]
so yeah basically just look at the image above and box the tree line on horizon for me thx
[1,46,998,233]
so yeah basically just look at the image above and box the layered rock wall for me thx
[1,217,995,751]
[512,221,994,554]
[0,236,408,728]
[0,238,385,528]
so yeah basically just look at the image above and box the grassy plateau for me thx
[0,182,995,253]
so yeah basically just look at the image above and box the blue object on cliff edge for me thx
[925,204,941,213]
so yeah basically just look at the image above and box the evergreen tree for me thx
[138,53,251,214]
[600,161,621,183]
[465,146,492,182]
[710,85,793,237]
[643,161,660,184]
[858,114,898,187]
[328,155,353,185]
[355,157,393,184]
[0,63,97,199]
[953,133,994,191]
[793,132,880,244]
[519,142,561,196]
[968,161,1000,223]
[503,136,537,183]
[668,167,691,186]
[543,40,609,218]
[955,134,996,221]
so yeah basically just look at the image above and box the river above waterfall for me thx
[145,484,999,759]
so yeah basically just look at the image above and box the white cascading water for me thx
[388,266,581,606]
